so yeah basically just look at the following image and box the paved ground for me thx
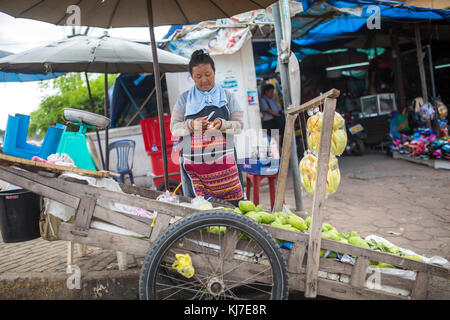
[257,150,450,261]
[0,150,449,299]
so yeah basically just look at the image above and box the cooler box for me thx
[240,158,280,175]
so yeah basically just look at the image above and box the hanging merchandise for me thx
[436,99,448,120]
[419,102,435,122]
[299,107,347,195]
[298,152,341,195]
[306,111,347,156]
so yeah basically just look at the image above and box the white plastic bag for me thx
[190,196,214,210]
[156,190,179,204]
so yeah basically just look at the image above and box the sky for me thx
[0,12,170,130]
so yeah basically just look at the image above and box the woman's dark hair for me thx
[261,83,275,96]
[189,49,215,75]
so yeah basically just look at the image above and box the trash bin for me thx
[0,189,41,243]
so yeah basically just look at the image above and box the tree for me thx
[29,72,118,137]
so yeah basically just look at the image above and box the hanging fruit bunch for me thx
[299,109,347,195]
[298,152,341,195]
[306,111,347,156]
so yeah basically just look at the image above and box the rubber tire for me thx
[139,210,289,300]
[157,179,182,194]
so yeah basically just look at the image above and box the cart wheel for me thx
[157,179,183,196]
[139,211,289,300]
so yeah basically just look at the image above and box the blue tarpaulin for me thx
[160,1,449,76]
[109,73,169,128]
[0,50,64,82]
[293,0,450,46]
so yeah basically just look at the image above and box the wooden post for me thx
[390,29,406,110]
[116,251,128,271]
[415,24,428,103]
[272,114,297,212]
[304,97,337,298]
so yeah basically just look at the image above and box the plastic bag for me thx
[306,110,347,156]
[47,153,76,167]
[419,102,435,122]
[190,196,214,210]
[298,153,341,195]
[307,128,347,156]
[172,253,195,278]
[306,111,346,134]
[156,190,179,204]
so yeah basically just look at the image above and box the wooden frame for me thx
[273,88,341,298]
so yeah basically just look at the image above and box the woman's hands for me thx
[208,118,222,130]
[192,116,208,131]
[192,116,222,132]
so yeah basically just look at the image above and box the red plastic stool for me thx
[246,173,281,211]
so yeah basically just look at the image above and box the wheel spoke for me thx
[144,211,287,300]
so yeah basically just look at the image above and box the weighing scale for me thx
[57,108,110,171]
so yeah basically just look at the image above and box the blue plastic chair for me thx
[108,139,136,184]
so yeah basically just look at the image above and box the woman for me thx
[259,83,285,146]
[170,50,245,206]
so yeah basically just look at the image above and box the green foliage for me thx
[29,73,118,137]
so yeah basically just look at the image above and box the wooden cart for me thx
[0,89,448,300]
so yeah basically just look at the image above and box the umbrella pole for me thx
[146,0,169,191]
[85,72,106,169]
[104,66,110,171]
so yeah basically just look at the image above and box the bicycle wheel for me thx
[139,211,288,300]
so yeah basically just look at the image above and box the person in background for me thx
[260,83,285,146]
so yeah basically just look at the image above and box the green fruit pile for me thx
[220,202,426,269]
[235,200,308,232]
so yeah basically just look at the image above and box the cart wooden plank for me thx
[0,165,80,208]
[149,213,172,243]
[273,113,297,212]
[94,205,152,237]
[287,241,307,274]
[350,257,370,288]
[305,96,337,298]
[411,272,429,299]
[72,196,97,237]
[0,153,118,178]
[58,222,150,256]
[286,88,340,115]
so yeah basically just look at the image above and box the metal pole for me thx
[85,72,105,169]
[104,66,110,171]
[147,0,169,190]
[273,2,303,211]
